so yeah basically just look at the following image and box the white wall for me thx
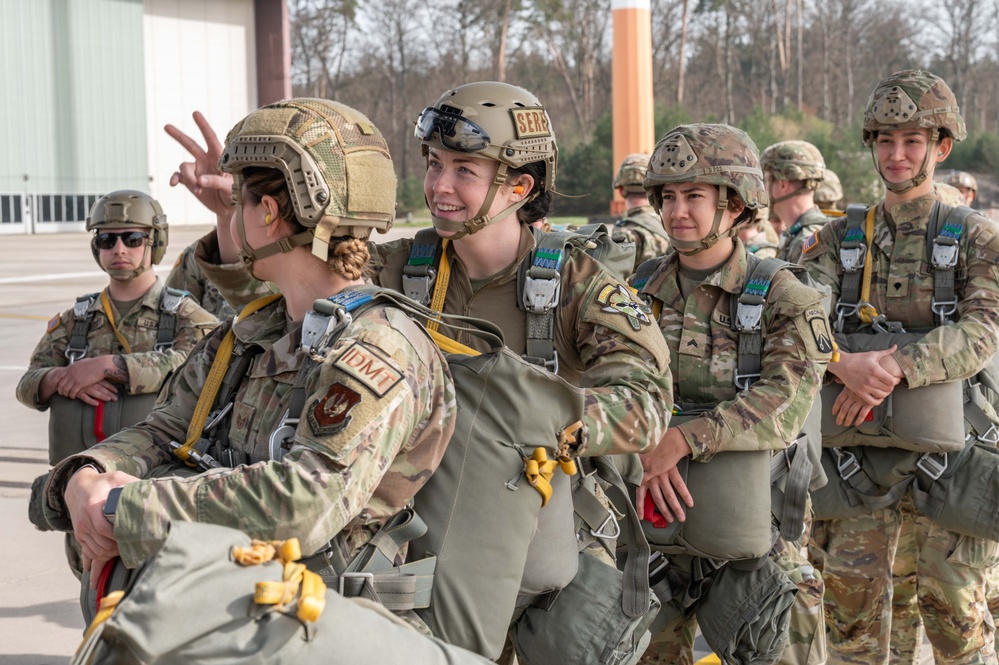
[144,0,257,228]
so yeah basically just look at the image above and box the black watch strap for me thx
[103,486,123,524]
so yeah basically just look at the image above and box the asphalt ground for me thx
[0,224,931,664]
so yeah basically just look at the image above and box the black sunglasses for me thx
[94,231,150,250]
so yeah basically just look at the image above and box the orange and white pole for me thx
[611,0,655,216]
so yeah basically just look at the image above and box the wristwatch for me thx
[103,487,123,524]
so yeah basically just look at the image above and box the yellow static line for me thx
[695,655,721,665]
[0,313,50,321]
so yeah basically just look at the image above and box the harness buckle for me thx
[977,424,999,445]
[871,315,906,334]
[338,571,375,598]
[543,350,560,375]
[153,341,175,352]
[64,346,88,364]
[268,410,300,462]
[203,401,234,432]
[522,274,561,314]
[839,246,865,272]
[73,298,92,319]
[160,290,186,314]
[931,297,959,320]
[301,307,351,355]
[734,302,764,333]
[916,452,948,481]
[590,509,622,540]
[401,270,436,306]
[834,301,861,332]
[931,240,960,270]
[834,449,861,481]
[734,371,762,392]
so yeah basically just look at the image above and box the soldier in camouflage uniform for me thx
[800,70,999,665]
[372,81,672,460]
[634,124,832,665]
[39,101,457,626]
[815,169,845,213]
[166,238,237,320]
[19,191,217,577]
[612,152,671,272]
[760,140,832,264]
[739,207,781,258]
[945,170,978,207]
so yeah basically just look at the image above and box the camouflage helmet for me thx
[644,124,767,211]
[862,70,966,146]
[613,153,652,195]
[220,98,396,262]
[760,140,825,188]
[87,190,168,267]
[945,170,977,193]
[814,169,844,208]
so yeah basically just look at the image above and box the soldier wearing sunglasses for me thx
[20,190,217,578]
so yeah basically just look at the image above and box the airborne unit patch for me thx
[805,308,834,353]
[596,283,653,331]
[308,382,362,436]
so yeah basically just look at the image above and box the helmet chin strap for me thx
[234,185,313,279]
[872,129,939,195]
[768,181,811,205]
[429,163,532,239]
[668,187,741,256]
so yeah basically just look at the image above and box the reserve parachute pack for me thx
[813,201,999,532]
[73,520,494,665]
[121,286,655,662]
[48,287,192,465]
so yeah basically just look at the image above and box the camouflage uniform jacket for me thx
[613,204,670,273]
[779,206,829,264]
[166,239,236,321]
[16,277,217,409]
[43,295,456,568]
[800,192,999,388]
[636,238,831,462]
[371,224,673,457]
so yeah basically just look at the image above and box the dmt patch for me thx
[334,342,403,396]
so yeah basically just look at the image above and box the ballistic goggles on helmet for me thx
[415,106,490,152]
[94,231,150,250]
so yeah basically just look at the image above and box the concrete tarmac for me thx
[0,224,936,664]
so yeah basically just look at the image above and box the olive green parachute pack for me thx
[813,201,999,539]
[630,252,824,664]
[72,520,495,665]
[73,287,658,663]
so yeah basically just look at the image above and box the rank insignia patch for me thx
[596,283,653,331]
[308,382,362,436]
[805,308,834,353]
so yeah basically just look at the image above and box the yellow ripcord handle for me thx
[173,294,282,462]
[99,291,133,354]
[857,206,880,324]
[235,537,327,623]
[426,239,451,333]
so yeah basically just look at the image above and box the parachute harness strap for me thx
[524,421,582,506]
[857,206,880,325]
[234,537,327,623]
[426,239,452,333]
[99,291,133,354]
[172,294,283,465]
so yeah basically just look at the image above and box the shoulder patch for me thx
[801,232,820,255]
[596,283,653,331]
[47,313,61,333]
[334,341,404,396]
[805,307,834,353]
[307,382,362,436]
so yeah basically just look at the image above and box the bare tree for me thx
[290,0,357,99]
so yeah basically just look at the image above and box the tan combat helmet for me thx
[862,70,966,194]
[760,140,825,204]
[414,81,557,237]
[613,153,652,196]
[945,170,977,205]
[219,98,396,272]
[814,169,844,210]
[87,190,169,279]
[933,181,967,207]
[643,123,767,255]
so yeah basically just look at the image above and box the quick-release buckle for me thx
[835,449,861,481]
[401,270,436,306]
[916,452,948,481]
[839,246,865,272]
[64,346,88,364]
[931,239,960,270]
[649,551,670,585]
[734,371,761,392]
[931,297,959,321]
[338,571,375,598]
[871,315,906,334]
[544,350,560,375]
[522,274,561,314]
[590,509,622,540]
[735,301,764,333]
[160,291,186,314]
[834,301,861,332]
[977,424,999,445]
[301,307,351,355]
[154,340,175,352]
[73,299,92,319]
[268,410,300,462]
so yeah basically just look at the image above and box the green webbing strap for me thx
[302,508,437,611]
[770,440,811,541]
[401,227,443,306]
[571,470,619,557]
[831,446,911,511]
[204,344,263,467]
[630,257,662,293]
[926,201,974,327]
[520,227,574,370]
[154,287,188,352]
[731,255,785,391]
[65,294,99,363]
[836,205,869,332]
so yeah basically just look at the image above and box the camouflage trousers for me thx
[638,536,825,665]
[821,496,998,665]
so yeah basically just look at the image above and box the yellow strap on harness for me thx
[173,294,282,464]
[524,446,578,507]
[857,206,880,324]
[99,291,133,354]
[428,328,480,356]
[235,536,327,623]
[426,239,452,333]
[79,589,125,643]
